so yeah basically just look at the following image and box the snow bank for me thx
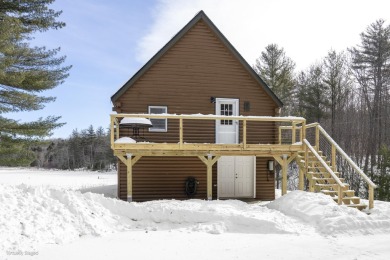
[104,199,305,235]
[2,168,390,258]
[267,190,390,235]
[0,184,123,253]
[0,184,304,254]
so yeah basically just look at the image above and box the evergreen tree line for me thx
[31,125,115,171]
[254,19,390,200]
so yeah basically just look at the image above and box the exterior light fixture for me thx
[267,160,274,171]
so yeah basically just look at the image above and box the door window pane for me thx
[221,104,233,125]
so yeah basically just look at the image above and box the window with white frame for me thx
[148,106,167,132]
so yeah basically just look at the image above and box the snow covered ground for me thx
[1,167,390,259]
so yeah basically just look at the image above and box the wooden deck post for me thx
[292,122,296,144]
[126,155,133,202]
[298,167,304,190]
[301,120,306,142]
[282,154,288,195]
[273,155,290,196]
[116,154,142,202]
[337,185,343,205]
[115,118,120,140]
[304,144,313,192]
[179,118,183,149]
[315,125,320,151]
[110,116,115,149]
[198,155,220,200]
[369,185,374,209]
[304,144,308,178]
[207,155,213,200]
[331,144,336,172]
[243,119,247,149]
[299,125,303,143]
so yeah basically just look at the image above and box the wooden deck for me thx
[110,113,376,209]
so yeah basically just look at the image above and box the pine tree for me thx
[322,50,352,139]
[0,0,71,166]
[253,44,296,115]
[68,129,83,169]
[349,19,390,174]
[86,125,96,169]
[296,64,328,123]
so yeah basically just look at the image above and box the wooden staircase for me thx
[280,122,376,209]
[296,149,367,210]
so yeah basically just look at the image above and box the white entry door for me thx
[215,98,255,198]
[215,98,239,144]
[218,156,255,198]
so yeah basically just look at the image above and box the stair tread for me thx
[322,189,355,192]
[346,204,367,209]
[307,171,340,174]
[315,183,349,186]
[312,177,344,181]
[320,190,355,197]
[332,196,361,200]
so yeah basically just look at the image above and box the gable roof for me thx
[111,10,283,108]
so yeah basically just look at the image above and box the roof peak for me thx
[111,10,282,107]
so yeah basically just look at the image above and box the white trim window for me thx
[148,106,167,132]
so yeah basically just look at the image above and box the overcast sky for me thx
[7,0,390,138]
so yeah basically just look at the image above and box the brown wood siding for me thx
[118,157,274,201]
[256,157,275,200]
[116,20,278,201]
[118,158,217,201]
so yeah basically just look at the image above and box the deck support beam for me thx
[294,156,305,191]
[281,155,288,195]
[274,154,290,196]
[298,167,304,190]
[126,156,133,202]
[198,155,220,200]
[117,154,142,202]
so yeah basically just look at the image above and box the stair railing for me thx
[279,123,377,209]
[316,125,377,209]
[303,139,346,205]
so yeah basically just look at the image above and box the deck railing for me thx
[111,113,306,152]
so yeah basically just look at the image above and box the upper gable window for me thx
[148,106,167,132]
